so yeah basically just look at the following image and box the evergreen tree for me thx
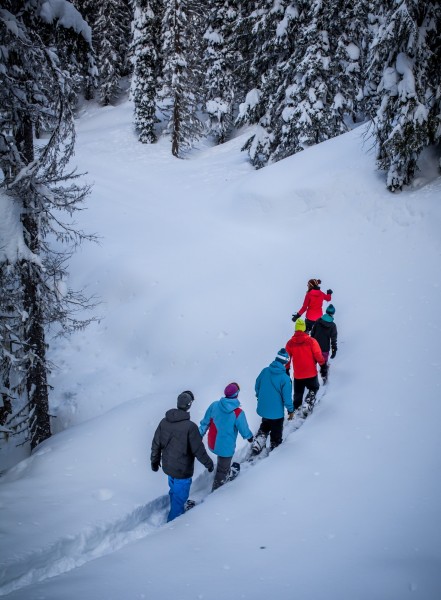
[239,0,306,167]
[271,0,355,162]
[228,0,256,106]
[61,0,99,101]
[202,0,239,143]
[334,0,369,125]
[130,0,163,143]
[96,0,134,106]
[366,0,441,191]
[159,0,204,157]
[0,1,96,451]
[235,0,292,131]
[240,0,367,167]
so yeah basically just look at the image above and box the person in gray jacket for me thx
[151,391,214,522]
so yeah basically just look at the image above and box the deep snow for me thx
[0,99,440,599]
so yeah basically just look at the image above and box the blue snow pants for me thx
[167,476,192,522]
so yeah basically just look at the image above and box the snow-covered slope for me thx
[1,100,440,599]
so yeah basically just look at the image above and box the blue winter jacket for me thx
[255,360,293,419]
[199,397,253,458]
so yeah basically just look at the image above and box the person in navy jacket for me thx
[199,382,253,491]
[253,349,294,454]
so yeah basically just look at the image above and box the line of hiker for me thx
[150,277,338,522]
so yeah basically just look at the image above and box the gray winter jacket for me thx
[151,408,213,479]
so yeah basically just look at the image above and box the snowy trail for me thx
[0,495,167,596]
[0,388,326,597]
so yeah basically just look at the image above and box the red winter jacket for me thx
[286,332,325,379]
[298,289,332,322]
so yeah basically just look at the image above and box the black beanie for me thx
[177,391,194,411]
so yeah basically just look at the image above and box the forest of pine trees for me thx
[129,0,440,188]
[1,0,440,455]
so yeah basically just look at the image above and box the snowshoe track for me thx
[0,386,327,597]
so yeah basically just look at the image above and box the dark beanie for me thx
[326,304,335,315]
[275,348,290,364]
[177,391,194,411]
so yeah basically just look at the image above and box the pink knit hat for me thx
[224,382,240,398]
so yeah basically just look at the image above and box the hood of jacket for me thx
[319,315,334,326]
[218,397,241,413]
[165,408,190,423]
[290,331,311,345]
[269,360,289,374]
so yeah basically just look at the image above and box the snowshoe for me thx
[302,391,316,417]
[184,499,197,511]
[305,390,317,406]
[227,462,241,482]
[301,404,312,418]
[251,433,267,456]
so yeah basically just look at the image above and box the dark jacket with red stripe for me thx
[151,409,213,479]
[199,397,253,458]
[286,331,325,379]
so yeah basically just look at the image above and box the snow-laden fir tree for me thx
[59,0,99,101]
[334,0,369,125]
[238,0,306,167]
[202,0,240,143]
[96,0,134,106]
[236,0,293,132]
[158,0,205,157]
[241,0,368,167]
[366,0,441,191]
[130,0,163,143]
[227,0,255,106]
[0,1,96,452]
[268,0,366,164]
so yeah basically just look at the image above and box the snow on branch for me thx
[37,0,92,43]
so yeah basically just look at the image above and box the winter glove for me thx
[207,461,214,473]
[331,349,337,359]
[247,436,254,443]
[292,313,300,322]
[151,462,160,472]
[287,412,294,421]
[327,289,333,295]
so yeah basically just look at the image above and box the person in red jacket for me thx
[292,278,333,333]
[286,318,325,412]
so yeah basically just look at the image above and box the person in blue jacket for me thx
[252,348,294,455]
[199,382,253,491]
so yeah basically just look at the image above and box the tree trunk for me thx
[172,94,181,157]
[18,114,51,449]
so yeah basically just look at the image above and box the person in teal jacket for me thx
[252,349,294,455]
[199,382,253,491]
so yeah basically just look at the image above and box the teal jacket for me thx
[255,360,293,419]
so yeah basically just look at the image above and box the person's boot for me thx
[251,432,268,455]
[302,391,316,416]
